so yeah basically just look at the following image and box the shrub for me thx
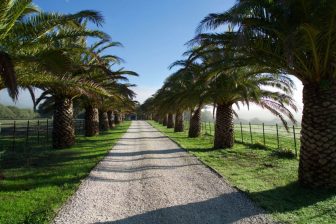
[271,148,296,159]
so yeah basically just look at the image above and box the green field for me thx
[150,121,336,224]
[0,121,130,224]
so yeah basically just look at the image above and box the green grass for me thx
[0,121,130,224]
[149,121,336,224]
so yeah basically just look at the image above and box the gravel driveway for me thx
[53,121,271,224]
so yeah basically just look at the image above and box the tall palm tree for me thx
[31,32,111,148]
[198,0,336,187]
[0,0,105,100]
[169,59,210,136]
[211,69,296,149]
[79,39,131,135]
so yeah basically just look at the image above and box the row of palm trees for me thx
[0,0,137,149]
[142,0,336,188]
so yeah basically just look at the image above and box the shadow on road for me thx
[93,193,263,224]
[110,148,184,157]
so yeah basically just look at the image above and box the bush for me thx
[271,148,296,159]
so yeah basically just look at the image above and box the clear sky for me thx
[0,0,303,121]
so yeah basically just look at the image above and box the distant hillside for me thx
[0,104,38,120]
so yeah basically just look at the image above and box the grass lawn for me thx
[149,121,336,224]
[0,121,130,224]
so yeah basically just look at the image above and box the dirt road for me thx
[54,121,270,224]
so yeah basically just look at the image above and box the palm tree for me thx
[30,30,111,148]
[211,69,296,149]
[198,0,336,187]
[169,59,210,136]
[185,41,297,149]
[167,113,174,128]
[0,0,105,100]
[162,114,168,126]
[84,104,100,136]
[78,39,132,135]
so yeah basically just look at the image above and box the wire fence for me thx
[184,121,301,156]
[0,119,85,155]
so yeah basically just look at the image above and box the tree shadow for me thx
[107,155,193,163]
[95,163,202,173]
[249,181,336,214]
[109,148,184,157]
[121,136,167,140]
[93,193,266,224]
[87,175,161,183]
[0,137,114,192]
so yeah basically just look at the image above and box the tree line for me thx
[0,104,37,119]
[0,1,137,149]
[141,0,336,188]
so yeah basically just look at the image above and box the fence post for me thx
[209,122,212,135]
[82,120,85,135]
[37,120,40,144]
[293,125,297,157]
[46,119,49,143]
[240,122,244,143]
[26,120,30,149]
[12,120,16,151]
[249,122,253,144]
[276,124,280,149]
[262,123,266,146]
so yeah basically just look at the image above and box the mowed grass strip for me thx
[0,121,130,224]
[149,121,336,224]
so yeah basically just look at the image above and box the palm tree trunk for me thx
[84,105,99,137]
[299,83,336,188]
[214,103,234,149]
[52,97,75,149]
[107,110,115,129]
[167,113,174,128]
[114,111,121,125]
[99,110,109,131]
[159,117,163,124]
[188,107,201,138]
[163,114,168,126]
[174,111,184,132]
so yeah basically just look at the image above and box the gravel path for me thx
[54,121,271,224]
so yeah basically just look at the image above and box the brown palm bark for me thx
[188,107,201,138]
[114,111,121,125]
[52,97,75,149]
[167,113,174,128]
[214,103,234,149]
[159,118,163,124]
[299,83,336,187]
[174,111,184,132]
[107,110,115,129]
[84,105,99,137]
[99,110,109,131]
[162,114,168,126]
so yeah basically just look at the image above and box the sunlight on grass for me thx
[0,122,130,224]
[149,121,336,224]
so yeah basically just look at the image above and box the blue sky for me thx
[34,0,237,102]
[0,0,303,120]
